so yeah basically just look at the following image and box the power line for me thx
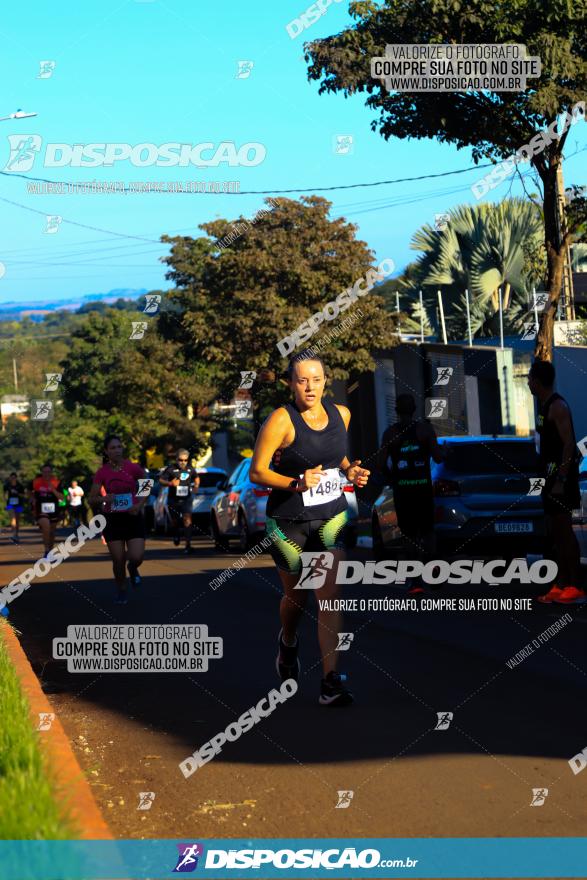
[0,194,160,243]
[1,162,496,196]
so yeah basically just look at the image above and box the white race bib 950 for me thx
[176,485,189,497]
[300,467,343,508]
[41,502,55,514]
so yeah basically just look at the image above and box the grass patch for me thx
[0,626,74,838]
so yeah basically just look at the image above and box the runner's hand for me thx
[171,478,180,487]
[346,460,370,488]
[299,465,326,492]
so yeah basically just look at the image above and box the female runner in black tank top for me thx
[249,352,370,707]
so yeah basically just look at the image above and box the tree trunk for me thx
[503,281,511,311]
[534,164,565,362]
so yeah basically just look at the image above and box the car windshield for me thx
[197,472,226,488]
[443,442,540,474]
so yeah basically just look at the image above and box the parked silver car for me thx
[372,436,547,557]
[153,467,227,536]
[210,457,358,551]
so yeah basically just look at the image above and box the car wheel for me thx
[237,512,251,552]
[211,514,229,552]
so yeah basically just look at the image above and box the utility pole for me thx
[556,163,575,320]
[12,358,18,392]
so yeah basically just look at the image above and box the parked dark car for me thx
[372,436,547,558]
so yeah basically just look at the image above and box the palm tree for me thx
[404,199,544,340]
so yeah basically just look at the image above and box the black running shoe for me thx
[275,629,300,682]
[319,671,353,707]
[127,563,141,588]
[183,545,194,555]
[173,534,181,547]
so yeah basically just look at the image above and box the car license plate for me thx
[494,522,533,534]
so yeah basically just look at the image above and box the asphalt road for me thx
[2,525,587,853]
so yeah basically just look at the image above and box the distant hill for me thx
[0,289,149,322]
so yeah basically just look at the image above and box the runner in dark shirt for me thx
[377,394,444,593]
[250,350,369,707]
[4,472,25,544]
[159,450,200,553]
[528,360,584,604]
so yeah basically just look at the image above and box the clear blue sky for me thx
[0,0,585,303]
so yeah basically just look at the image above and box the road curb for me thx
[0,619,112,840]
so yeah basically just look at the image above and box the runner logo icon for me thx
[173,843,204,872]
[239,370,256,388]
[527,478,546,496]
[4,134,42,171]
[143,294,161,314]
[426,398,447,418]
[435,711,453,730]
[137,791,156,810]
[44,373,62,392]
[336,632,354,651]
[335,790,354,809]
[434,366,453,385]
[530,788,548,806]
[295,551,334,589]
[31,400,54,420]
[37,712,55,731]
[129,321,148,340]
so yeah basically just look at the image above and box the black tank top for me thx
[536,393,579,477]
[387,421,433,493]
[266,397,348,521]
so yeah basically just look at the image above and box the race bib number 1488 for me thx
[301,468,343,508]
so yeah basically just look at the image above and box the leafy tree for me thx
[412,198,543,336]
[305,0,587,360]
[160,196,397,424]
[59,308,211,457]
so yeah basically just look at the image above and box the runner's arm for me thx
[158,468,172,487]
[550,399,576,479]
[250,409,316,492]
[89,478,109,510]
[422,421,445,463]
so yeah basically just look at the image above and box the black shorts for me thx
[542,477,581,517]
[169,499,193,519]
[265,509,350,575]
[103,512,146,543]
[36,510,62,525]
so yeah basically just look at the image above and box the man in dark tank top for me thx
[528,360,584,604]
[377,394,445,593]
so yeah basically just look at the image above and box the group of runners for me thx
[3,471,85,546]
[247,351,584,707]
[2,351,584,705]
